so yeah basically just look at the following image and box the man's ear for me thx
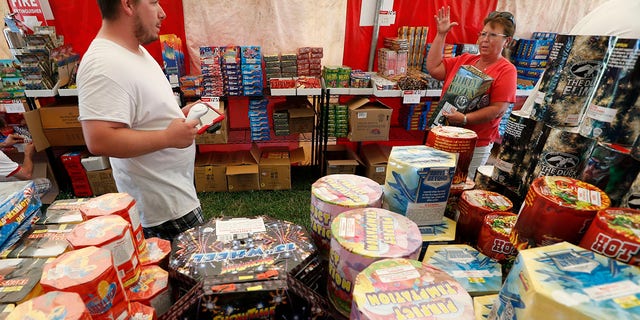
[121,0,135,16]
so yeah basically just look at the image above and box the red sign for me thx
[7,0,54,30]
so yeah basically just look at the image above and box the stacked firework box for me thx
[512,32,556,89]
[397,26,429,70]
[159,34,186,86]
[297,47,323,78]
[199,46,224,97]
[398,101,431,131]
[240,46,264,96]
[248,98,270,141]
[378,37,408,77]
[60,151,93,197]
[221,46,243,96]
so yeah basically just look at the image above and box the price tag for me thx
[201,96,220,109]
[402,90,421,104]
[379,11,396,26]
[1,99,26,113]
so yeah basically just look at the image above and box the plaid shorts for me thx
[143,206,205,242]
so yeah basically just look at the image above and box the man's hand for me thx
[24,142,35,158]
[166,118,199,149]
[3,133,25,147]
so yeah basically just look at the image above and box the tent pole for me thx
[367,0,383,72]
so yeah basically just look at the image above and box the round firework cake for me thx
[456,190,513,244]
[579,207,640,266]
[511,176,611,250]
[350,258,473,320]
[477,212,518,262]
[425,126,478,184]
[328,208,422,317]
[310,174,383,257]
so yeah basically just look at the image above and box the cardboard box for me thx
[23,105,85,151]
[226,150,259,192]
[195,102,228,145]
[194,152,228,192]
[324,144,362,175]
[251,143,305,190]
[287,107,314,133]
[347,97,393,141]
[85,169,118,196]
[359,143,391,185]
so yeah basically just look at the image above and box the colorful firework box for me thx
[0,181,41,252]
[168,216,317,319]
[422,244,502,296]
[491,242,640,319]
[418,217,456,261]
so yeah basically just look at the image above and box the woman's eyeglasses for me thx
[488,11,515,26]
[478,31,508,40]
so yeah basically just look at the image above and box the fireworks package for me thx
[169,216,316,319]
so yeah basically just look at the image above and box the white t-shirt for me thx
[0,151,19,180]
[77,38,200,228]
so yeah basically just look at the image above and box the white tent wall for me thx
[496,0,608,38]
[182,0,348,74]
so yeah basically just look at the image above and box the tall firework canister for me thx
[492,110,546,190]
[80,192,146,253]
[474,165,504,193]
[579,207,640,266]
[40,246,129,320]
[310,174,383,257]
[66,215,141,289]
[476,212,518,262]
[578,142,640,206]
[510,176,611,250]
[7,291,92,320]
[349,258,474,320]
[425,126,477,184]
[530,34,615,127]
[524,125,597,190]
[126,265,171,316]
[456,190,513,244]
[622,172,640,209]
[579,38,640,146]
[327,208,422,317]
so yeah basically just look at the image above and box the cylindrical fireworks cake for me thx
[492,110,546,190]
[477,212,518,262]
[40,246,129,320]
[80,193,145,252]
[349,258,474,320]
[126,265,171,316]
[622,172,640,209]
[328,208,422,317]
[579,207,640,266]
[579,142,640,206]
[310,174,383,257]
[425,126,477,184]
[66,215,141,289]
[527,125,597,185]
[510,176,611,250]
[474,165,504,193]
[7,291,92,320]
[579,38,640,146]
[456,190,513,244]
[169,216,316,319]
[531,34,615,127]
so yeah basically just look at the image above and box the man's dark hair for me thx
[97,0,137,20]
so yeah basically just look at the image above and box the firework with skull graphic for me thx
[531,34,616,127]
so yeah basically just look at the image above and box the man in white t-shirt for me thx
[77,0,203,241]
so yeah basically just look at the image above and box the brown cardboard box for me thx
[360,143,392,185]
[226,150,259,192]
[287,107,315,133]
[194,152,228,192]
[325,144,362,175]
[347,97,393,141]
[86,169,118,196]
[23,105,85,151]
[251,143,306,190]
[195,102,228,145]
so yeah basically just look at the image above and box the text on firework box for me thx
[383,145,457,226]
[250,143,305,190]
[324,144,363,175]
[428,65,493,128]
[23,104,85,151]
[194,152,228,192]
[347,97,393,141]
[359,143,392,185]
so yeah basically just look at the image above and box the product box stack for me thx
[513,32,556,89]
[179,74,204,99]
[326,103,349,138]
[221,46,243,96]
[60,151,93,197]
[0,192,173,319]
[263,54,281,87]
[0,181,41,253]
[199,46,224,97]
[398,101,431,131]
[240,46,264,96]
[323,65,352,88]
[280,53,298,78]
[422,43,457,74]
[15,28,60,90]
[272,107,289,136]
[248,98,270,141]
[397,26,429,70]
[0,59,25,99]
[159,34,186,86]
[297,47,323,78]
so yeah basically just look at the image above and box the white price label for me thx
[1,100,26,113]
[202,96,220,109]
[403,91,422,104]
